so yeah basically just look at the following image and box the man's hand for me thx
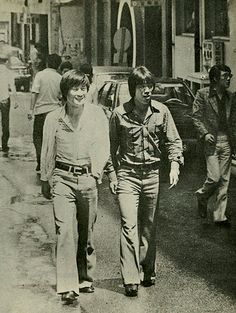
[27,109,33,120]
[41,181,52,199]
[109,180,118,194]
[205,133,215,144]
[169,161,180,189]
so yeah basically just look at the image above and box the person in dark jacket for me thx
[192,64,235,226]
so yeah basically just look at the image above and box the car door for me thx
[98,81,117,119]
[153,82,196,142]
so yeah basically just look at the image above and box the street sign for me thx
[113,27,131,66]
[131,0,161,6]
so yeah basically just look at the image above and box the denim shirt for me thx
[109,99,184,171]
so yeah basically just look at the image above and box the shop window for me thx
[205,0,229,38]
[176,0,195,35]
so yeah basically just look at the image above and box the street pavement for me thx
[0,92,236,313]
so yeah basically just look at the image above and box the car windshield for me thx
[95,73,129,89]
[118,82,130,106]
[152,82,193,106]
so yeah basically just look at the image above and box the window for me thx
[117,83,130,107]
[176,0,195,35]
[205,0,229,38]
[152,82,193,106]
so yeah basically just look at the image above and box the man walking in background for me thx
[192,64,235,226]
[0,54,18,156]
[79,63,98,105]
[28,53,62,172]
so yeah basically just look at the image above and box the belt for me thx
[121,161,159,171]
[55,161,91,175]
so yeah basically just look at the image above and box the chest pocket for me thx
[147,114,164,140]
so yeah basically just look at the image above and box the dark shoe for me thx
[61,291,77,304]
[2,151,8,158]
[124,284,138,297]
[2,146,9,153]
[141,278,155,287]
[35,164,41,172]
[215,220,231,227]
[196,195,207,218]
[79,285,95,293]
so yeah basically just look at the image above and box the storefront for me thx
[0,0,50,60]
[172,0,236,90]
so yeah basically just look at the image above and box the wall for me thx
[0,0,50,52]
[59,4,85,66]
[173,35,195,79]
[227,0,236,91]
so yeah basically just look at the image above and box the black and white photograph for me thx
[0,0,236,312]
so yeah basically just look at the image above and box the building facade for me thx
[172,0,236,90]
[0,0,50,60]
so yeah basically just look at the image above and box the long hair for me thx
[128,66,155,98]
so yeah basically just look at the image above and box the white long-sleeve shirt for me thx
[40,103,110,182]
[0,64,16,102]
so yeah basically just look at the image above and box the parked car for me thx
[93,66,132,90]
[98,77,197,154]
[6,55,31,92]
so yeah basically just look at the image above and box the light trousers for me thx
[52,169,97,295]
[197,135,231,222]
[117,166,159,285]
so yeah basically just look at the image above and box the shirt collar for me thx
[122,98,160,115]
[59,102,90,131]
[44,68,58,73]
[209,86,229,99]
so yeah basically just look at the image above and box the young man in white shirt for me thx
[28,53,62,172]
[0,56,17,155]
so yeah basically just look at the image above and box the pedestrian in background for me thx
[109,66,183,297]
[28,53,62,172]
[59,60,73,75]
[79,63,98,105]
[192,64,235,226]
[40,70,109,305]
[29,42,47,79]
[0,55,18,156]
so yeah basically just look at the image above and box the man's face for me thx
[217,71,233,89]
[134,83,153,105]
[67,85,88,109]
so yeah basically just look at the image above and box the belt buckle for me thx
[73,166,82,175]
[73,166,89,176]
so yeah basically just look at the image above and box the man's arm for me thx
[109,111,121,172]
[192,90,210,140]
[108,111,121,194]
[40,113,56,199]
[8,70,18,108]
[28,72,40,120]
[163,108,184,188]
[28,92,38,120]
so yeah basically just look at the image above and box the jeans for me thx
[196,135,231,222]
[33,113,48,169]
[52,169,98,295]
[0,98,10,152]
[117,166,159,285]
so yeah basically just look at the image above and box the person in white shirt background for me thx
[27,53,62,172]
[0,54,18,156]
